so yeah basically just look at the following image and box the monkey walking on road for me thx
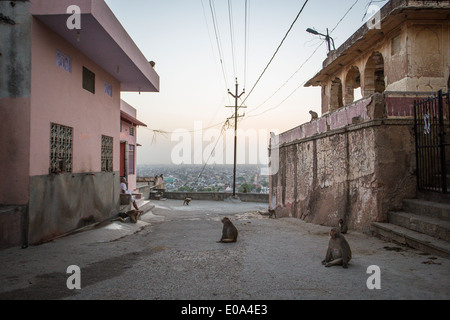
[183,195,192,206]
[322,227,352,268]
[217,217,238,243]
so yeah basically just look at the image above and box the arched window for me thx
[329,77,343,111]
[364,52,385,97]
[345,66,362,105]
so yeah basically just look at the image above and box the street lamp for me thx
[306,27,335,53]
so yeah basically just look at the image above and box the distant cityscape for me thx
[137,164,270,193]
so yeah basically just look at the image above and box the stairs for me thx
[371,193,450,258]
[119,198,154,214]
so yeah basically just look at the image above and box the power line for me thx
[247,41,324,116]
[228,0,237,80]
[142,120,226,136]
[245,0,361,118]
[241,0,310,106]
[332,0,360,33]
[244,0,250,89]
[209,0,230,91]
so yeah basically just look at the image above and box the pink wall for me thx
[120,101,138,192]
[30,18,121,176]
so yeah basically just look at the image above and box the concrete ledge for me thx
[402,199,450,221]
[0,206,28,250]
[371,222,450,258]
[120,194,131,205]
[388,211,450,241]
[163,192,269,203]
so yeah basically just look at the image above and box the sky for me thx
[105,0,389,165]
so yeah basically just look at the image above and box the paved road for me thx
[0,199,449,302]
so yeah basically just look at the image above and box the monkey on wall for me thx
[217,217,238,243]
[322,227,352,268]
[309,110,318,121]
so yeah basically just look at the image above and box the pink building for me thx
[0,0,159,248]
[120,100,147,194]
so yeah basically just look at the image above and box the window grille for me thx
[129,126,134,136]
[101,135,114,172]
[50,123,73,174]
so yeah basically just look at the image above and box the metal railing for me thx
[414,90,450,194]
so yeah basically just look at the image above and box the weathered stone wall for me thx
[270,104,416,233]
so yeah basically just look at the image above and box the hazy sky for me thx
[105,0,388,165]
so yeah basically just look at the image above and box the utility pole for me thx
[226,78,246,198]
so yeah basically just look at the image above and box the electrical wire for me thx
[244,0,250,89]
[245,0,361,118]
[240,0,310,106]
[228,0,237,80]
[209,0,230,91]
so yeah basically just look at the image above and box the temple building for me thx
[269,0,450,234]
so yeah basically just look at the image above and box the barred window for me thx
[50,123,73,174]
[101,135,113,172]
[129,126,134,136]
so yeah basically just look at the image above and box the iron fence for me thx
[414,90,450,194]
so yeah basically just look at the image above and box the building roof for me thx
[30,0,160,93]
[305,0,450,87]
[120,110,147,127]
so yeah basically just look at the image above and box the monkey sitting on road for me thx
[339,218,348,234]
[217,217,238,243]
[322,227,352,268]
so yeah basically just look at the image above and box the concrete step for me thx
[371,222,450,258]
[132,192,143,200]
[136,199,155,214]
[388,211,450,241]
[417,191,450,205]
[402,199,450,221]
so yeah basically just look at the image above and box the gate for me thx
[414,90,450,193]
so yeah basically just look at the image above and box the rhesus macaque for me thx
[112,210,142,223]
[322,227,352,268]
[183,195,192,206]
[217,217,238,243]
[309,110,318,121]
[127,210,143,223]
[339,218,348,234]
[268,209,277,219]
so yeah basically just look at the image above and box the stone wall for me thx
[161,191,269,203]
